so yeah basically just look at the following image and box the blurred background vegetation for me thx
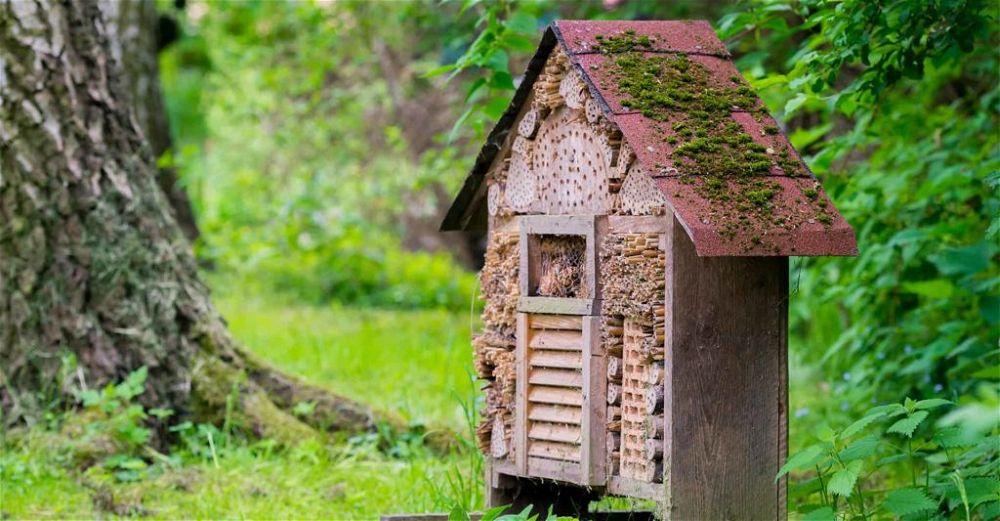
[2,0,996,518]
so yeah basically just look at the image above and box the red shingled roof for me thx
[442,20,857,257]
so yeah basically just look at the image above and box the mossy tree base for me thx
[0,1,443,451]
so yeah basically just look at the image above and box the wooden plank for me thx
[529,350,582,370]
[528,386,584,406]
[528,368,583,388]
[515,313,529,476]
[519,230,541,297]
[518,296,599,315]
[528,404,582,425]
[491,215,520,234]
[521,214,593,236]
[608,215,668,234]
[528,422,582,444]
[582,315,607,486]
[527,457,582,482]
[527,441,580,461]
[666,215,788,520]
[606,476,664,501]
[529,314,583,330]
[529,330,582,350]
[589,216,607,301]
[662,210,674,509]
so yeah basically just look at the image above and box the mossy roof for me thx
[442,20,857,257]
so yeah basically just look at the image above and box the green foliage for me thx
[160,1,479,310]
[720,0,999,412]
[72,367,158,482]
[1,293,483,518]
[779,397,998,519]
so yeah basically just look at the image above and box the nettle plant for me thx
[74,367,172,482]
[779,398,999,520]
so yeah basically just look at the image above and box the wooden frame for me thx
[518,215,602,301]
[512,312,607,487]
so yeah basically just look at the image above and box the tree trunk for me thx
[0,0,419,447]
[100,0,200,242]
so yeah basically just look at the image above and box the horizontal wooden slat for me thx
[529,422,582,444]
[528,368,583,388]
[528,386,584,406]
[528,404,582,425]
[530,350,582,369]
[521,215,594,235]
[529,330,582,350]
[527,457,583,483]
[607,215,668,234]
[528,440,581,461]
[518,296,600,315]
[529,314,583,330]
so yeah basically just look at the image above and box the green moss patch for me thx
[592,32,833,250]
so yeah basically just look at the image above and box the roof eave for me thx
[440,27,559,231]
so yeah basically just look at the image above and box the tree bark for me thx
[100,0,199,242]
[0,0,415,447]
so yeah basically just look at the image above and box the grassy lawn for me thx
[0,281,836,520]
[0,283,483,520]
[215,291,478,430]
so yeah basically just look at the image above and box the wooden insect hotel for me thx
[441,20,856,519]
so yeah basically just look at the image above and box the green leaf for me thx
[882,487,937,516]
[448,504,470,521]
[504,12,537,35]
[776,443,828,481]
[964,477,1000,507]
[750,74,788,89]
[423,63,456,78]
[842,411,887,438]
[914,398,952,410]
[802,506,836,521]
[784,93,808,114]
[839,434,880,461]
[478,505,508,521]
[930,242,996,277]
[887,411,929,437]
[827,460,863,497]
[901,279,955,298]
[486,50,509,74]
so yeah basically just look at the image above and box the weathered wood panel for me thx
[530,314,583,330]
[665,216,788,520]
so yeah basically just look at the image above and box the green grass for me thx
[0,281,484,520]
[214,290,478,430]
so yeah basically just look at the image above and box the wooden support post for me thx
[515,313,529,476]
[664,216,788,520]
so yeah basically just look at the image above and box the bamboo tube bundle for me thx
[480,232,520,339]
[533,49,569,109]
[600,233,665,319]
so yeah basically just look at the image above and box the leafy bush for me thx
[160,1,479,310]
[780,395,999,520]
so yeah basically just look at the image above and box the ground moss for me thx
[593,31,832,248]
